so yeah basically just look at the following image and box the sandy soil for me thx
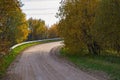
[3,41,108,80]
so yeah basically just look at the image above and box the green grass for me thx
[0,39,61,77]
[60,48,120,80]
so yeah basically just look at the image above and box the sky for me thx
[21,0,61,26]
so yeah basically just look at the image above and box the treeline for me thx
[0,0,29,54]
[57,0,120,55]
[27,18,59,41]
[0,0,59,55]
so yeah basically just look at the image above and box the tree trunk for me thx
[87,41,101,55]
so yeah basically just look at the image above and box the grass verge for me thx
[60,48,120,80]
[0,39,60,77]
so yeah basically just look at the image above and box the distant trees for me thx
[0,0,29,53]
[57,0,120,55]
[27,18,59,40]
[27,18,47,40]
[48,24,59,38]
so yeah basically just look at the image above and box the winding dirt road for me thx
[4,41,104,80]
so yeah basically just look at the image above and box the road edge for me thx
[50,46,110,80]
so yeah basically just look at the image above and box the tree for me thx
[57,0,100,54]
[48,24,59,38]
[92,0,120,53]
[28,18,47,40]
[0,0,29,53]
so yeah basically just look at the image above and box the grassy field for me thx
[0,39,60,77]
[60,48,120,80]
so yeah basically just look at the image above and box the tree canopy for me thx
[57,0,99,54]
[48,23,59,38]
[92,0,120,53]
[27,18,48,40]
[0,0,29,53]
[57,0,120,55]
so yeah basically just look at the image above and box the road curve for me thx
[5,41,101,80]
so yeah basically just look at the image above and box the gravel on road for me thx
[3,41,107,80]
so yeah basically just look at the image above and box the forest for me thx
[57,0,120,56]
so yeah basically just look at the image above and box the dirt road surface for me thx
[4,41,105,80]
